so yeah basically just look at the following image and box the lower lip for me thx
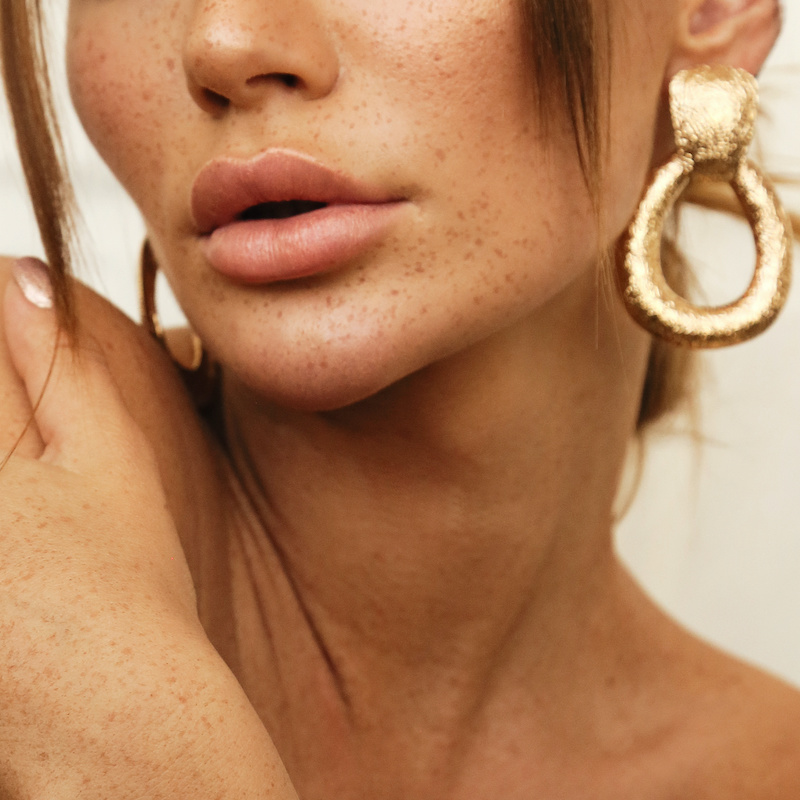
[201,202,405,283]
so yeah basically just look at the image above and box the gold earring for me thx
[139,241,218,405]
[619,66,792,348]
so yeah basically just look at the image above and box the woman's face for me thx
[67,0,677,410]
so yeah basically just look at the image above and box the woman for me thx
[0,0,799,797]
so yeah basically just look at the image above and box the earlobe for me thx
[668,0,781,78]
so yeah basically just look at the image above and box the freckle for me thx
[435,149,446,162]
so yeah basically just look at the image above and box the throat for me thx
[219,375,619,689]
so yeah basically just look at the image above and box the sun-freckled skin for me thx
[56,2,800,798]
[67,0,672,411]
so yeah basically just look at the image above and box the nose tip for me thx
[183,2,339,112]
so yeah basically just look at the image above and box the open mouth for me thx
[237,200,329,221]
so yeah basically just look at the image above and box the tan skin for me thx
[1,0,799,797]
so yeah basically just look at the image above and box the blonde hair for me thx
[2,0,77,335]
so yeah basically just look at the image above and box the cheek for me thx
[357,2,550,174]
[66,5,183,213]
[344,1,598,268]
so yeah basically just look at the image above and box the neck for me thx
[218,281,651,717]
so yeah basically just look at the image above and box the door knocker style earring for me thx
[139,240,218,405]
[619,66,793,348]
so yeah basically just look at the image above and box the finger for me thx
[3,257,145,471]
[0,261,45,461]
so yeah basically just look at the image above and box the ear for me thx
[667,0,782,78]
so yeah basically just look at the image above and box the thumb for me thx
[4,257,140,471]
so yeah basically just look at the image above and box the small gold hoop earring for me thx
[619,66,793,349]
[139,241,218,405]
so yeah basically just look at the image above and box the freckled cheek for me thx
[67,30,177,212]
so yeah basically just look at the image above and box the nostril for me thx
[202,87,230,109]
[275,73,300,89]
[242,72,303,92]
[243,72,301,89]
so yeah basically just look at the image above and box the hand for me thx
[0,258,297,799]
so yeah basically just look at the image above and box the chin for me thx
[220,346,422,414]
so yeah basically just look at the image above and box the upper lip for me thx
[191,149,399,234]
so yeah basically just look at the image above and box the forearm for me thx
[0,602,298,800]
[0,264,299,799]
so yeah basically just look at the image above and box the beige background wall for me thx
[2,3,800,686]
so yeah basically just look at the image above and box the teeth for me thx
[239,200,327,221]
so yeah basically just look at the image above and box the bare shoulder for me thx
[674,639,800,798]
[621,573,800,797]
[718,662,800,794]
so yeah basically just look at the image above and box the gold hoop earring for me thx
[139,241,218,405]
[619,66,792,349]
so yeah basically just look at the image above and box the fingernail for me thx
[12,257,54,309]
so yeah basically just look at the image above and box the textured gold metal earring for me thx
[139,240,218,405]
[619,66,792,348]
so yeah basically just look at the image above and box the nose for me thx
[183,0,339,112]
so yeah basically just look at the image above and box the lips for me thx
[191,149,405,283]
